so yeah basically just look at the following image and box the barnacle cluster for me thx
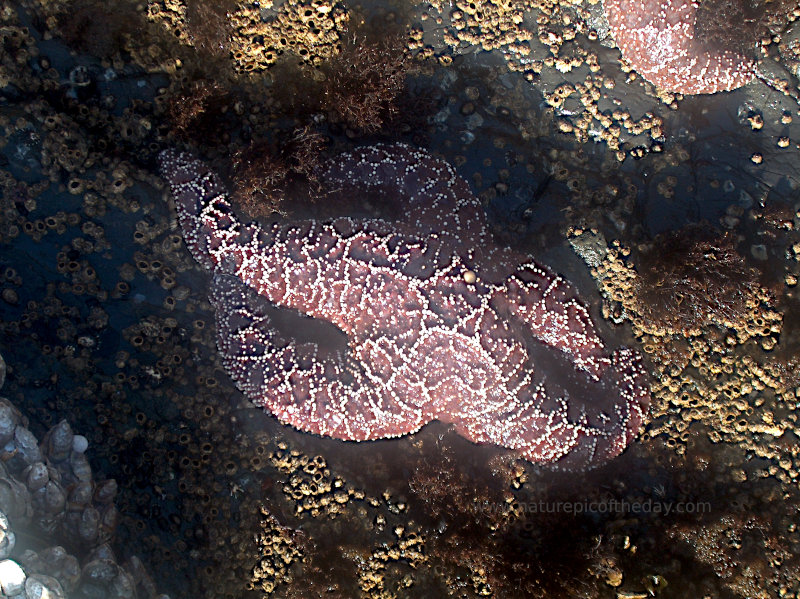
[570,222,800,487]
[145,0,349,71]
[414,0,671,157]
[269,444,362,518]
[0,356,167,599]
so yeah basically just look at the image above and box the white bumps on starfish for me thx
[159,143,650,470]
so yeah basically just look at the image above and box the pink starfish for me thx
[159,143,649,469]
[604,0,755,94]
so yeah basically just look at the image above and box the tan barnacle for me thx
[67,177,85,195]
[748,113,765,130]
[0,287,18,305]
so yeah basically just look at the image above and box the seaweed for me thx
[634,224,762,332]
[270,25,418,136]
[229,126,327,218]
[184,0,238,59]
[163,79,234,146]
[318,28,412,133]
[56,0,140,58]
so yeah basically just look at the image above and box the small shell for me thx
[69,451,92,482]
[93,479,118,504]
[25,573,66,599]
[25,461,50,492]
[0,511,15,559]
[77,507,100,545]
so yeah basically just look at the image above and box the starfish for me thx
[159,143,649,469]
[604,0,755,94]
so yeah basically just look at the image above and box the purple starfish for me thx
[159,143,649,469]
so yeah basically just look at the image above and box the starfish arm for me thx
[319,143,488,249]
[453,361,647,470]
[211,273,430,441]
[440,329,650,470]
[492,262,609,378]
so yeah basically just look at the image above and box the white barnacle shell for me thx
[93,479,118,504]
[0,511,15,559]
[43,420,74,462]
[25,573,66,599]
[72,435,88,454]
[0,559,27,596]
[0,400,20,446]
[69,451,92,482]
